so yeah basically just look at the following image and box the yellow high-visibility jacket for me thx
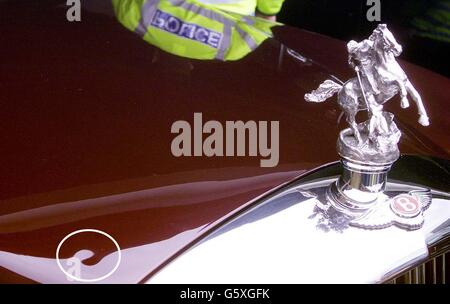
[194,0,285,16]
[112,0,285,61]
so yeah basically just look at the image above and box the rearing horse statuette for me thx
[305,24,429,163]
[304,24,433,232]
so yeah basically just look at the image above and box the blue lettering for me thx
[194,28,208,43]
[150,10,222,49]
[152,10,165,28]
[179,23,195,39]
[207,32,222,49]
[166,16,181,33]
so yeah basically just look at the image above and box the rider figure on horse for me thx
[305,24,430,149]
[347,38,380,97]
[347,37,389,137]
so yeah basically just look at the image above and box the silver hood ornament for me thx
[305,24,430,231]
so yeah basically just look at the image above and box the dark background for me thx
[278,0,450,77]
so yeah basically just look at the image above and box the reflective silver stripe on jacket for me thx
[236,26,258,50]
[241,15,255,26]
[169,0,235,26]
[135,0,160,37]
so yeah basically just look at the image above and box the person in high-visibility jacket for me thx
[112,0,285,61]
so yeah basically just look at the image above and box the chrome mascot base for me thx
[327,114,401,217]
[327,156,397,217]
[305,24,431,231]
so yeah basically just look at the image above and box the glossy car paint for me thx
[0,1,449,283]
